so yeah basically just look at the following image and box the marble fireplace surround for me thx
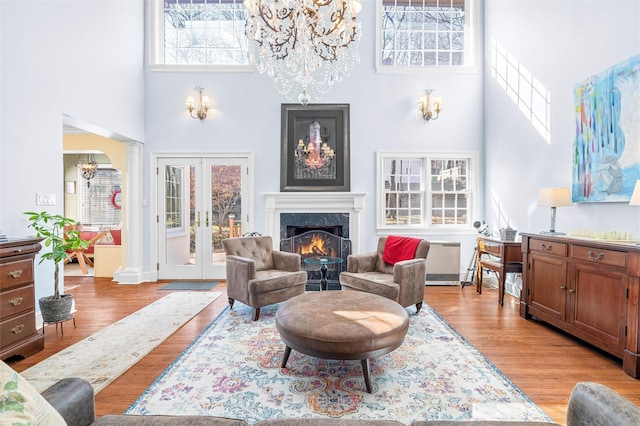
[263,192,367,254]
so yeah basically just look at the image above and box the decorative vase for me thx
[39,294,73,324]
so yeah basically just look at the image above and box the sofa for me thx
[3,360,638,426]
[41,378,640,426]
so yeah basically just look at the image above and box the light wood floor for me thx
[8,277,640,425]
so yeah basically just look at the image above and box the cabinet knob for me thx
[560,286,567,290]
[587,250,604,261]
[9,297,23,306]
[8,269,24,278]
[568,289,576,293]
[10,324,25,334]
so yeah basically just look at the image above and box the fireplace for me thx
[280,230,351,290]
[263,192,366,254]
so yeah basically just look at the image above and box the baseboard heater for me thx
[425,241,461,285]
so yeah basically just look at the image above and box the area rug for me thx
[126,302,551,425]
[159,281,220,291]
[21,291,221,394]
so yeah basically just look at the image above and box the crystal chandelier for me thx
[244,0,362,105]
[75,154,98,188]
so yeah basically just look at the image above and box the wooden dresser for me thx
[0,237,44,360]
[520,233,640,378]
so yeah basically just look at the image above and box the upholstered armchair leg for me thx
[415,302,423,314]
[253,308,260,321]
[228,298,235,309]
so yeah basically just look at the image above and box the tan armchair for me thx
[223,236,307,320]
[339,236,430,313]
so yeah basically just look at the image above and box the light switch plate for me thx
[36,193,56,205]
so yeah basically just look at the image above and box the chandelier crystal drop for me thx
[244,0,362,104]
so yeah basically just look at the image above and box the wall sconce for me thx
[537,187,573,234]
[418,89,442,121]
[185,86,211,120]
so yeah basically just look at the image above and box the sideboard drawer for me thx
[0,259,34,291]
[572,245,627,268]
[529,238,568,256]
[0,285,35,320]
[1,311,36,348]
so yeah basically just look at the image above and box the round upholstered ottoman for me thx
[275,291,409,393]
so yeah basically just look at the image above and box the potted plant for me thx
[24,211,88,323]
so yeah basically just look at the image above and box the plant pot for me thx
[39,294,73,324]
[500,227,517,241]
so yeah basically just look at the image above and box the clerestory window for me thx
[377,151,478,233]
[148,0,251,70]
[376,0,478,72]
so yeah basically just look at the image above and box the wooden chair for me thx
[64,231,106,274]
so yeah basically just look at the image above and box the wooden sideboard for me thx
[520,233,640,378]
[0,238,44,360]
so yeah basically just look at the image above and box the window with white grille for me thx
[377,152,478,232]
[149,0,250,68]
[78,168,122,228]
[377,0,477,71]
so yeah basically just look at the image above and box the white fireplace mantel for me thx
[263,192,367,254]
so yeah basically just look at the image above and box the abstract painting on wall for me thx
[573,54,640,203]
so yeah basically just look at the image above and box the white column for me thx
[114,141,144,284]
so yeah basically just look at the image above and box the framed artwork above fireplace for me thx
[280,103,350,192]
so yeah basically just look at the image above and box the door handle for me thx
[206,211,210,227]
[196,211,201,227]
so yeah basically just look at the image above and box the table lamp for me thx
[630,180,640,207]
[537,187,573,234]
[631,180,640,245]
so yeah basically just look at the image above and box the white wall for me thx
[9,1,637,284]
[142,1,485,271]
[483,0,640,238]
[0,0,145,300]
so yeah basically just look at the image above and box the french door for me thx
[157,156,251,280]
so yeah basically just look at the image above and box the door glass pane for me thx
[210,165,242,267]
[164,165,197,266]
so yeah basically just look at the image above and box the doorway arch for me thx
[63,115,145,283]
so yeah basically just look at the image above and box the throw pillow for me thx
[0,361,66,426]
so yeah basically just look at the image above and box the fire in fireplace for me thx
[297,233,336,257]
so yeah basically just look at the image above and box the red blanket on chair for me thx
[382,235,422,266]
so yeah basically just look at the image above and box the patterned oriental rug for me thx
[22,291,222,394]
[127,302,551,425]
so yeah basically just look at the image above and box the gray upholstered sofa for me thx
[41,377,640,426]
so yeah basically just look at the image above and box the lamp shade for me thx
[537,187,573,207]
[630,180,640,206]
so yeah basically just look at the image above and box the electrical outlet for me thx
[36,193,56,205]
